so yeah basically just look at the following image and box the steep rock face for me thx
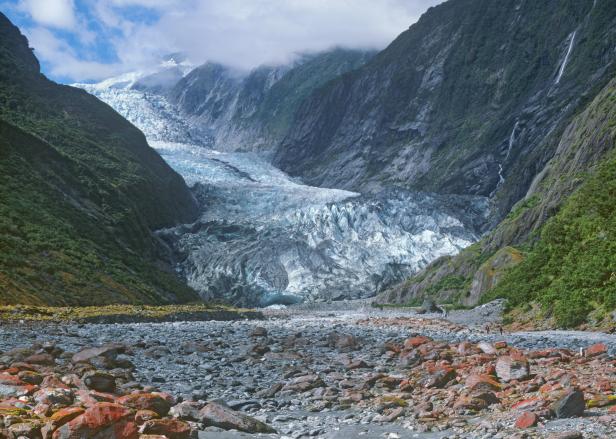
[169,49,374,151]
[378,75,616,319]
[274,0,616,220]
[0,13,199,305]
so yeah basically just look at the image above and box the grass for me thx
[0,303,258,323]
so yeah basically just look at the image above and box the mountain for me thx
[169,48,375,151]
[0,13,200,305]
[274,0,616,221]
[378,76,616,323]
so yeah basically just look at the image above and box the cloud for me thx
[117,0,442,71]
[18,0,76,29]
[25,27,122,80]
[13,0,444,82]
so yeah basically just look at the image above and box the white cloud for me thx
[25,27,122,80]
[116,0,442,71]
[20,0,444,81]
[19,0,76,29]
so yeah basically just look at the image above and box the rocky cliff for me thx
[378,75,616,327]
[274,0,616,222]
[169,48,374,151]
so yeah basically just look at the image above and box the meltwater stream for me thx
[78,78,489,307]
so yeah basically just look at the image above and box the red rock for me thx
[404,336,431,349]
[465,374,500,392]
[0,373,26,386]
[609,405,616,413]
[511,397,544,411]
[52,402,136,439]
[586,343,607,357]
[141,419,192,439]
[117,393,171,417]
[515,411,538,428]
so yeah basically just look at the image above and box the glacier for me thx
[76,66,489,307]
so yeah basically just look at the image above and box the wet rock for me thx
[83,371,116,393]
[198,402,276,433]
[495,354,530,382]
[550,389,585,418]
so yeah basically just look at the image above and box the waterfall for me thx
[555,31,576,84]
[492,121,519,196]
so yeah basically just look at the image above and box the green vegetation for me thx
[0,13,200,305]
[485,148,616,327]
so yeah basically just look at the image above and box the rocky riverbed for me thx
[0,307,614,438]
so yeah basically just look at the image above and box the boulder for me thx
[477,342,497,355]
[465,374,500,392]
[140,419,192,439]
[514,411,538,429]
[71,345,124,364]
[83,371,116,393]
[495,355,530,382]
[117,394,171,417]
[550,390,585,418]
[198,402,276,433]
[420,298,440,313]
[52,402,137,439]
[421,367,456,389]
[585,343,607,357]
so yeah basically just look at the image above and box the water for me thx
[555,31,576,84]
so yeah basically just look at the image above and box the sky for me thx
[1,0,442,83]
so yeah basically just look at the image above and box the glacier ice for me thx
[76,69,489,307]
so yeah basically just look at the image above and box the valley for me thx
[79,74,488,307]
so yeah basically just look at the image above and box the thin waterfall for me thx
[555,31,576,84]
[492,121,519,195]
